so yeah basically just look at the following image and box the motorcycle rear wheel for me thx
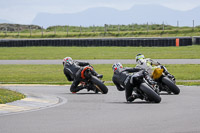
[91,76,108,94]
[162,77,180,95]
[140,83,161,103]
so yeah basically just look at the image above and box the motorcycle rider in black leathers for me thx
[63,57,102,93]
[112,62,149,102]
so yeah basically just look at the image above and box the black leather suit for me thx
[112,67,143,101]
[63,61,90,92]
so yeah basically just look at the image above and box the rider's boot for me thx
[91,70,103,78]
[127,94,143,102]
[96,74,103,78]
[71,86,84,93]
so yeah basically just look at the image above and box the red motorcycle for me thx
[79,66,108,94]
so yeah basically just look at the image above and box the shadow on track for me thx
[108,101,159,104]
[65,92,102,95]
[159,92,174,95]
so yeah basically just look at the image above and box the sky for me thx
[0,0,200,24]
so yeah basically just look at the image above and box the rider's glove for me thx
[143,70,149,76]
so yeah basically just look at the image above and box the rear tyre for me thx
[162,77,180,95]
[140,83,161,103]
[91,76,108,94]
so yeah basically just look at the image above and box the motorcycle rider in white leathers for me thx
[135,54,162,76]
[135,54,170,77]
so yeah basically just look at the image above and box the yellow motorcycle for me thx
[152,65,180,95]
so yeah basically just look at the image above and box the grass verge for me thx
[0,28,200,39]
[0,88,26,104]
[0,45,200,60]
[176,82,200,86]
[0,64,199,86]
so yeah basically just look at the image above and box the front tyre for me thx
[91,76,108,94]
[162,77,180,95]
[140,83,161,103]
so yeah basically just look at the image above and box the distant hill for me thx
[0,19,10,23]
[32,4,200,28]
[0,23,42,31]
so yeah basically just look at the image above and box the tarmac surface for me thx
[0,85,200,133]
[1,59,200,64]
[0,59,200,132]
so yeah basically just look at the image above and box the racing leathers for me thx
[136,58,161,76]
[63,60,100,93]
[136,58,170,77]
[112,67,144,102]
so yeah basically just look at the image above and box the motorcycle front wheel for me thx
[91,76,108,94]
[140,83,161,103]
[162,77,180,95]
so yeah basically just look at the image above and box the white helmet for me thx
[136,54,145,62]
[63,57,72,65]
[112,62,123,71]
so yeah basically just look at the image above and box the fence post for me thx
[41,26,43,37]
[118,24,120,33]
[177,20,179,34]
[132,24,134,32]
[66,25,69,36]
[4,27,7,36]
[177,20,179,27]
[193,20,195,31]
[29,26,32,37]
[54,27,56,35]
[162,22,165,31]
[80,25,82,34]
[17,27,20,36]
[147,22,149,33]
[93,25,95,33]
[104,24,107,32]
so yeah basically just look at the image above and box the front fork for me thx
[142,69,159,93]
[162,66,176,83]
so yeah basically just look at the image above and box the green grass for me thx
[0,64,199,85]
[1,30,200,38]
[0,88,26,104]
[0,65,66,84]
[176,82,200,86]
[0,45,200,60]
[1,24,200,38]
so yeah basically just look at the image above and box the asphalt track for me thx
[0,59,200,133]
[1,59,200,64]
[0,85,200,133]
